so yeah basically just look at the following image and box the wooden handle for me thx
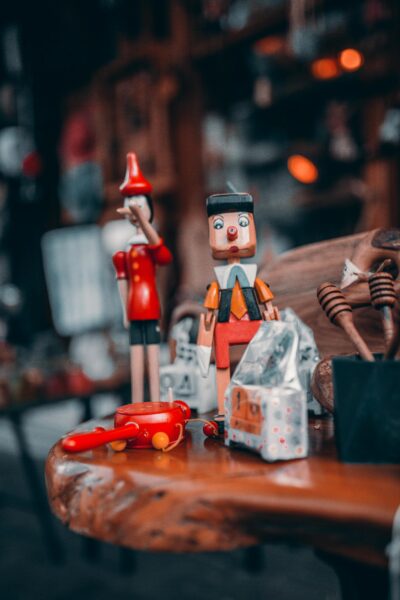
[368,272,395,346]
[317,282,353,323]
[62,423,140,453]
[338,316,375,362]
[384,301,400,360]
[317,282,374,361]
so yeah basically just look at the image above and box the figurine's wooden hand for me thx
[204,310,216,330]
[116,204,147,225]
[198,312,216,346]
[197,312,216,377]
[263,301,280,321]
[116,207,132,218]
[117,203,161,245]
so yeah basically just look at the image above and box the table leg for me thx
[77,395,104,562]
[79,395,92,423]
[9,412,64,563]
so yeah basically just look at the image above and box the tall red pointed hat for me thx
[119,153,152,196]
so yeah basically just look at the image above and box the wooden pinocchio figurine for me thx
[197,192,280,417]
[112,153,173,403]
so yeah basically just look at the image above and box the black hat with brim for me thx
[206,193,254,217]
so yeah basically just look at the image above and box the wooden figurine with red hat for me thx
[113,153,173,403]
[197,192,280,420]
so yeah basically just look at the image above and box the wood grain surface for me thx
[260,231,397,357]
[46,416,399,564]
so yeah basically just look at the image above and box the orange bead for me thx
[110,440,127,452]
[152,432,170,450]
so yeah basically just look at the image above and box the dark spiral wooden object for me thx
[317,282,374,361]
[368,272,396,346]
[368,272,396,309]
[317,282,352,324]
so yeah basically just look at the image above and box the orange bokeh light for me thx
[253,36,286,56]
[287,155,319,184]
[339,48,364,72]
[311,57,340,80]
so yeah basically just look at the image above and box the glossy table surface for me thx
[46,415,400,565]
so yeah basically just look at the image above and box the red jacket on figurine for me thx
[113,239,172,321]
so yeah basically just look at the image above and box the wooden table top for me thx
[46,415,400,566]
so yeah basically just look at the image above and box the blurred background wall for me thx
[0,0,399,345]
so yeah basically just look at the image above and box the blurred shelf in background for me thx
[0,0,399,334]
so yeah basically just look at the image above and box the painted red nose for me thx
[227,226,238,241]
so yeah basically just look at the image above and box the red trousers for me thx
[214,320,262,369]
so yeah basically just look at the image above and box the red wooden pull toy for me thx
[62,400,192,453]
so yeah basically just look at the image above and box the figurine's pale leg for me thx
[147,344,160,402]
[216,367,230,415]
[131,346,145,403]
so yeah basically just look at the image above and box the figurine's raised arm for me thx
[117,203,161,246]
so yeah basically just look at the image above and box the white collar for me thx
[214,263,257,288]
[126,233,148,246]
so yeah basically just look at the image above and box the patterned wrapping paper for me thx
[225,385,308,461]
[160,317,217,413]
[224,309,318,461]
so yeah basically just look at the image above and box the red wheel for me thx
[203,421,218,438]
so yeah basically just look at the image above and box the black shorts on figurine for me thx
[129,320,161,346]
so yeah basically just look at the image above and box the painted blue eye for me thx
[213,218,224,230]
[238,215,249,227]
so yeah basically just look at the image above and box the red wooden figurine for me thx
[113,153,173,402]
[197,193,280,418]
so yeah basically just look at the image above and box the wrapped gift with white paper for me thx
[225,310,313,461]
[226,385,307,461]
[160,317,217,413]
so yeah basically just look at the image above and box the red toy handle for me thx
[62,422,140,453]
